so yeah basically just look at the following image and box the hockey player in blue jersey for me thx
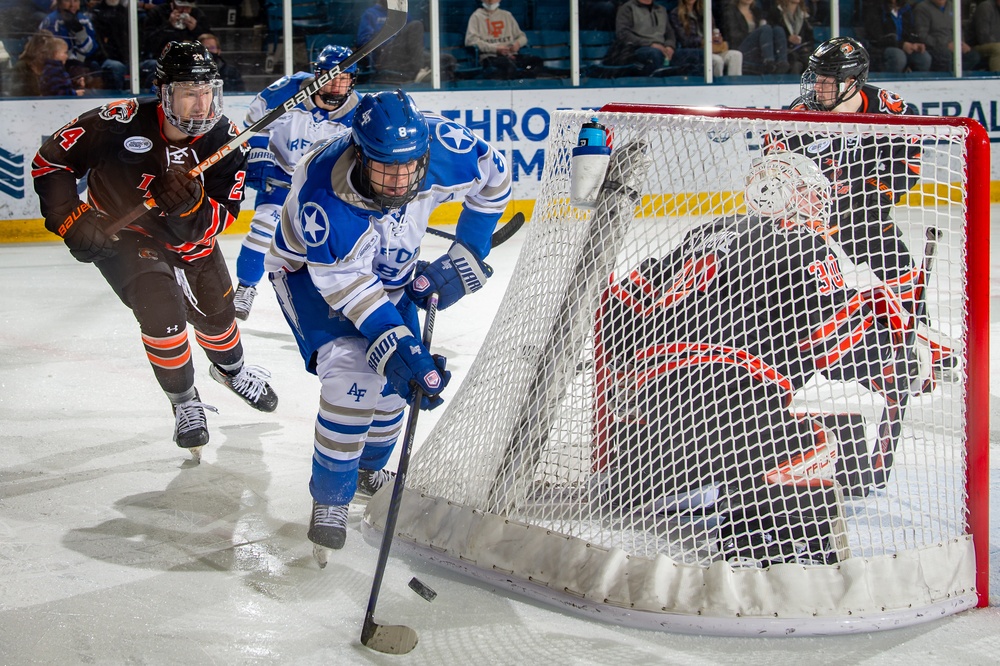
[233,44,361,320]
[266,90,512,560]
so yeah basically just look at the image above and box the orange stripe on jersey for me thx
[799,298,865,352]
[30,152,73,178]
[813,319,872,370]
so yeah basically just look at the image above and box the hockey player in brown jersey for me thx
[32,41,277,462]
[598,152,929,567]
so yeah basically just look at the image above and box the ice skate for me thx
[210,363,278,412]
[234,284,257,321]
[172,392,218,463]
[355,468,395,501]
[308,501,348,568]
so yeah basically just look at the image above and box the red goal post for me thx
[363,103,990,634]
[601,102,991,610]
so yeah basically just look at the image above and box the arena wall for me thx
[2,78,997,243]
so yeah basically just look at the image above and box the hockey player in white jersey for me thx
[266,90,512,561]
[233,44,361,320]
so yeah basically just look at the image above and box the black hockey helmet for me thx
[154,41,224,136]
[799,37,870,111]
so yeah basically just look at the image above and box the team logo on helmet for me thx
[839,41,856,55]
[99,98,139,123]
[878,89,906,114]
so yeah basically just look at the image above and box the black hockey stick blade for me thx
[870,225,941,488]
[425,211,526,248]
[360,293,439,655]
[103,0,409,237]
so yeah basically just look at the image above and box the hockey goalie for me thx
[596,151,935,567]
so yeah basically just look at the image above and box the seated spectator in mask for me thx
[466,0,544,79]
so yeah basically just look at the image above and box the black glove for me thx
[60,203,116,263]
[60,12,84,35]
[151,167,204,217]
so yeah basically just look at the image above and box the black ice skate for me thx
[234,284,257,321]
[355,468,395,500]
[308,501,349,568]
[209,363,278,412]
[172,391,218,462]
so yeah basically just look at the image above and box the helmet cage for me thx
[355,150,430,211]
[799,38,869,110]
[160,79,224,136]
[745,152,831,227]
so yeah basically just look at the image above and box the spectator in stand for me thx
[141,0,211,86]
[863,0,931,73]
[670,0,743,76]
[971,0,1000,71]
[9,29,84,96]
[466,0,543,79]
[38,0,126,89]
[604,0,700,76]
[582,0,622,31]
[721,0,791,74]
[358,0,456,82]
[768,0,814,74]
[89,0,129,66]
[913,0,980,71]
[198,32,244,91]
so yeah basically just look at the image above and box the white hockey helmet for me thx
[744,151,831,227]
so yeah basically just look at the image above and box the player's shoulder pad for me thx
[426,113,490,158]
[258,71,313,109]
[425,113,496,185]
[867,85,910,115]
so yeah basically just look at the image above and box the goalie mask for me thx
[799,37,869,111]
[745,152,831,228]
[154,41,223,137]
[312,44,357,110]
[351,90,430,211]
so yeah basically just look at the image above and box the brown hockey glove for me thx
[58,202,116,263]
[151,167,205,218]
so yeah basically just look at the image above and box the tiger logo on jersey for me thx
[878,89,906,115]
[99,98,139,123]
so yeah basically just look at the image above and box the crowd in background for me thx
[0,0,997,98]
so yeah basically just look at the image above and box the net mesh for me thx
[392,108,975,620]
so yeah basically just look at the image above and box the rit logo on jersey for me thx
[347,383,367,402]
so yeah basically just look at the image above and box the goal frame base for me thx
[360,514,979,637]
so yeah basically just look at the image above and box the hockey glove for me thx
[58,202,116,263]
[151,167,205,218]
[406,240,493,310]
[246,147,283,192]
[367,326,452,410]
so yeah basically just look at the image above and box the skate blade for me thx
[313,543,329,569]
[188,446,204,463]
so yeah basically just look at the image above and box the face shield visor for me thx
[161,79,224,136]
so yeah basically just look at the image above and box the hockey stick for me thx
[424,211,526,247]
[101,0,409,237]
[360,292,439,655]
[870,225,941,488]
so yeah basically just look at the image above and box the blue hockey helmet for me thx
[312,44,357,108]
[351,90,430,211]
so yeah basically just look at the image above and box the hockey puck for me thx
[408,577,437,602]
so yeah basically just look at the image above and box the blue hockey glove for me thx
[367,326,452,410]
[246,147,284,192]
[406,240,493,310]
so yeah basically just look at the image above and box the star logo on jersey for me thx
[301,201,330,246]
[436,121,475,154]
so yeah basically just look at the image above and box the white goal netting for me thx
[364,107,987,635]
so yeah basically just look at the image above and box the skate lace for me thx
[366,469,394,492]
[229,365,271,402]
[174,399,218,433]
[234,285,256,310]
[312,503,348,529]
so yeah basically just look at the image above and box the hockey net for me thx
[364,105,990,635]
